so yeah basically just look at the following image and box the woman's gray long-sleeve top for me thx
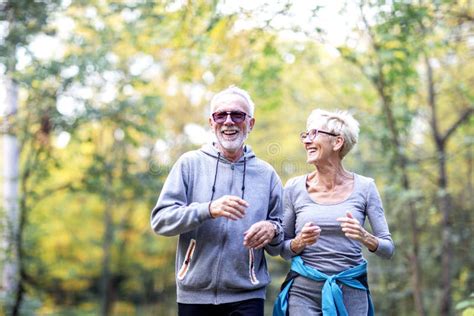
[280,173,394,273]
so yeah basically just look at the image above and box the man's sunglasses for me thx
[212,111,250,123]
[300,129,339,142]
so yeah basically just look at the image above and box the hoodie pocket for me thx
[178,239,196,280]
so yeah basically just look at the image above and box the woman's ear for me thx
[333,136,344,152]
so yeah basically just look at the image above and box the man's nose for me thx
[224,114,234,125]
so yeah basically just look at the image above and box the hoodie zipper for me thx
[213,218,229,304]
[213,162,237,304]
[210,148,250,304]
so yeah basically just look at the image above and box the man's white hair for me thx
[307,109,360,159]
[209,85,255,117]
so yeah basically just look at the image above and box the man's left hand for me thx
[243,221,276,249]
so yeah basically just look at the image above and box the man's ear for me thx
[208,117,213,127]
[249,117,255,131]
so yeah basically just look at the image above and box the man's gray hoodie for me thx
[151,143,283,304]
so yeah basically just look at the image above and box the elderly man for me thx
[151,86,283,316]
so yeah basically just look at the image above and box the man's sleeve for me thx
[279,181,299,260]
[264,173,284,256]
[150,156,212,236]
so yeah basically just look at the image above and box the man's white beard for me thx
[217,130,249,152]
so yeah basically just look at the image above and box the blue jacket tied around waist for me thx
[273,256,374,316]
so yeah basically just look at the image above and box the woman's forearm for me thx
[290,237,305,254]
[362,229,379,252]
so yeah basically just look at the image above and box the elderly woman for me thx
[274,109,394,316]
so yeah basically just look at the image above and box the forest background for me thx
[0,1,473,315]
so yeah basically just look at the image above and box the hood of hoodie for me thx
[200,143,256,164]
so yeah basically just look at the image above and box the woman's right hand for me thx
[290,222,321,254]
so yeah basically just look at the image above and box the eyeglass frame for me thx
[211,110,251,124]
[300,129,339,142]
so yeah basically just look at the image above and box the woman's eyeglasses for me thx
[300,129,339,142]
[212,111,249,123]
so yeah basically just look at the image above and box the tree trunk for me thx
[438,146,453,316]
[100,169,115,316]
[375,66,426,316]
[425,55,453,316]
[401,172,425,316]
[356,14,425,313]
[1,77,21,315]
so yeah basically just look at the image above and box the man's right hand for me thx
[209,195,248,220]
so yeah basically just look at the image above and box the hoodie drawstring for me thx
[209,152,247,202]
[241,157,246,199]
[210,152,221,202]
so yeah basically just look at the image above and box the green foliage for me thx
[457,293,474,315]
[1,0,472,315]
[0,0,61,71]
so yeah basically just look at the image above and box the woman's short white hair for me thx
[210,85,255,117]
[307,109,360,159]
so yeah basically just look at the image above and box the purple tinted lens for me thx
[213,111,246,123]
[212,113,227,123]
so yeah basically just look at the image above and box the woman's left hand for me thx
[337,211,378,251]
[336,211,367,242]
